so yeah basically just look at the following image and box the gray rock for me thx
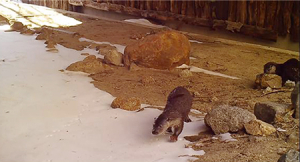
[291,83,299,119]
[255,73,282,89]
[204,105,256,134]
[278,149,299,162]
[254,102,289,124]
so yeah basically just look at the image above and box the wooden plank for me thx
[247,0,257,26]
[290,1,299,42]
[181,1,187,15]
[215,1,228,20]
[264,1,277,29]
[257,1,266,27]
[228,1,236,22]
[186,1,195,17]
[236,0,247,24]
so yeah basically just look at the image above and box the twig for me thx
[260,89,292,97]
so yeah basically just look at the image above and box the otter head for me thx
[152,114,170,135]
[264,62,277,74]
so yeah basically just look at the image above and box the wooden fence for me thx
[23,0,300,42]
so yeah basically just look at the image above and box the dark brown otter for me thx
[152,86,192,142]
[264,58,299,85]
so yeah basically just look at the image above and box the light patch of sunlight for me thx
[0,0,82,28]
[0,24,11,30]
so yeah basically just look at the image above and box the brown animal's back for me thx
[163,86,192,119]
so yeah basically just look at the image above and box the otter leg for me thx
[170,120,184,142]
[167,127,172,133]
[184,115,192,122]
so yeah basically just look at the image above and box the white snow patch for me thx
[177,64,240,80]
[0,24,11,31]
[189,40,203,44]
[124,18,165,28]
[0,31,205,162]
[217,133,238,142]
[277,128,287,132]
[79,37,126,54]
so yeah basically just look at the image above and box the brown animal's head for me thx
[152,114,170,135]
[264,62,277,74]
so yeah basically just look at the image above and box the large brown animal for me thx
[152,86,192,142]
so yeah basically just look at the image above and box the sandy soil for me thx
[1,8,299,162]
[56,13,299,162]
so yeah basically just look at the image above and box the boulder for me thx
[111,97,141,111]
[291,83,299,118]
[254,102,289,123]
[204,105,256,134]
[244,119,276,136]
[123,30,191,70]
[278,149,299,162]
[104,49,123,66]
[255,73,282,89]
[66,55,106,74]
[9,21,24,31]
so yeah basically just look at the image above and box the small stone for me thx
[140,76,155,85]
[285,80,296,88]
[211,96,219,102]
[278,148,288,155]
[129,62,141,71]
[287,132,299,144]
[66,55,105,74]
[45,40,57,49]
[277,149,299,162]
[291,83,299,118]
[179,69,193,78]
[254,102,289,124]
[97,44,117,56]
[193,91,201,98]
[248,135,265,143]
[244,119,276,136]
[104,49,123,66]
[46,48,59,53]
[20,28,35,35]
[10,21,24,31]
[204,105,256,134]
[111,97,141,111]
[81,53,90,56]
[255,73,282,89]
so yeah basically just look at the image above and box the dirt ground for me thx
[4,10,299,162]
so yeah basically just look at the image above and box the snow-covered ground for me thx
[0,28,206,162]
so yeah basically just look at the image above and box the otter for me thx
[152,86,192,142]
[264,58,299,85]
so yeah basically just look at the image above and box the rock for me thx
[204,105,256,134]
[35,27,52,40]
[81,53,90,56]
[104,49,123,66]
[66,55,106,74]
[285,80,296,88]
[248,135,265,143]
[287,132,299,144]
[111,97,141,111]
[140,76,155,85]
[10,21,24,31]
[179,69,193,78]
[46,48,59,53]
[244,119,276,136]
[255,73,282,89]
[278,149,299,162]
[20,28,35,35]
[291,83,299,118]
[123,30,191,70]
[45,40,57,49]
[97,44,117,56]
[129,62,141,71]
[254,102,289,123]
